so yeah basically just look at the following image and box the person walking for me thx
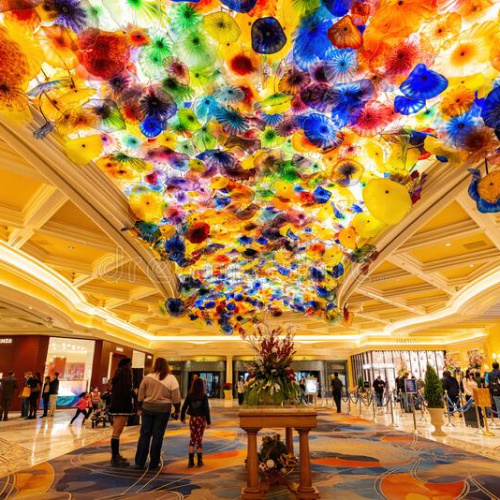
[21,372,32,418]
[69,393,91,426]
[486,361,500,420]
[181,377,211,468]
[48,373,59,417]
[135,358,181,470]
[40,376,51,418]
[236,377,245,406]
[0,371,19,421]
[373,376,386,407]
[331,372,343,413]
[109,357,135,467]
[27,372,42,420]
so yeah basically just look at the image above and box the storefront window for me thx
[44,338,95,407]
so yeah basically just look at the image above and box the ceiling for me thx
[0,119,498,356]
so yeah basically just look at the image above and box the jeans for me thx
[21,398,29,417]
[238,393,244,405]
[42,395,50,416]
[333,391,342,412]
[70,408,90,424]
[1,398,12,420]
[135,409,170,468]
[375,392,383,407]
[492,395,500,418]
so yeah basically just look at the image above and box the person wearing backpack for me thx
[486,362,500,419]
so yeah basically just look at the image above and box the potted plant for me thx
[424,364,446,437]
[357,376,365,394]
[223,382,233,400]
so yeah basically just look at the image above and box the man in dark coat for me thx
[331,373,343,413]
[0,371,19,421]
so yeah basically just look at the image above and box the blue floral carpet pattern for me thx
[0,409,499,499]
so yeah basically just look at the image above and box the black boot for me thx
[197,452,203,467]
[188,453,195,468]
[111,437,129,467]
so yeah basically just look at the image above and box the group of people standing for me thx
[106,357,211,470]
[0,371,59,421]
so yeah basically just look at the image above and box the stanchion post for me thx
[444,391,456,427]
[347,392,351,414]
[389,390,398,428]
[358,393,362,415]
[475,404,483,434]
[410,394,418,434]
[372,392,377,421]
[482,405,495,436]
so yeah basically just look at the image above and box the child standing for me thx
[181,378,211,468]
[69,393,91,426]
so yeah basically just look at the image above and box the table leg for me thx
[296,428,320,499]
[286,427,294,455]
[241,427,264,500]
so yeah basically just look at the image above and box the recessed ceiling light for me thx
[469,264,475,268]
[445,243,451,247]
[68,246,75,250]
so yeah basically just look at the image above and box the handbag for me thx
[20,387,31,398]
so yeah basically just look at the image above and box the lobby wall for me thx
[0,335,49,410]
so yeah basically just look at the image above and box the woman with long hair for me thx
[181,377,211,468]
[108,357,135,467]
[463,369,478,402]
[135,357,181,470]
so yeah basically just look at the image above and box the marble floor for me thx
[0,411,117,478]
[0,398,499,482]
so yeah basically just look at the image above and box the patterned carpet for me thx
[1,409,499,499]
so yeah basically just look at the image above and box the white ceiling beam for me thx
[389,253,456,295]
[105,286,159,309]
[395,219,482,252]
[0,204,24,228]
[38,221,116,253]
[356,285,426,315]
[0,142,46,182]
[457,193,500,250]
[8,185,66,249]
[73,251,131,288]
[45,256,93,275]
[421,248,499,273]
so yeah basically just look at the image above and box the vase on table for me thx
[428,407,446,437]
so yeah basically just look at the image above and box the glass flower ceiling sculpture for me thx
[2,0,500,334]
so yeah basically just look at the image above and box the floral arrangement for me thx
[444,353,460,372]
[468,349,486,369]
[242,323,300,406]
[258,434,297,476]
[223,382,232,390]
[397,365,410,377]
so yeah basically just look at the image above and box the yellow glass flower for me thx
[204,12,241,44]
[64,135,103,165]
[130,187,165,223]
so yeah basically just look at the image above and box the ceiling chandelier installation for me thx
[2,0,500,334]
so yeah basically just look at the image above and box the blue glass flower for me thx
[140,116,166,138]
[394,95,426,115]
[323,0,353,17]
[400,64,448,99]
[215,106,249,136]
[445,109,479,146]
[293,11,334,70]
[480,86,500,128]
[324,48,358,83]
[313,186,332,204]
[302,113,343,150]
[220,0,257,12]
[165,298,185,317]
[251,17,287,54]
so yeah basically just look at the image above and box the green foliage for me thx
[357,376,365,393]
[424,364,443,408]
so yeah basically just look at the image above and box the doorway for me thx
[188,372,221,398]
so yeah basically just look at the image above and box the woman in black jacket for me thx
[108,357,135,467]
[181,377,211,468]
[27,372,42,419]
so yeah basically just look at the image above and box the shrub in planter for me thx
[424,364,443,408]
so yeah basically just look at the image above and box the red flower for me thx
[185,222,210,244]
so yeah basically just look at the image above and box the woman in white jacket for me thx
[463,369,478,402]
[134,358,181,470]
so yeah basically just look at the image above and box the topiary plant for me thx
[424,364,444,408]
[357,376,365,393]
